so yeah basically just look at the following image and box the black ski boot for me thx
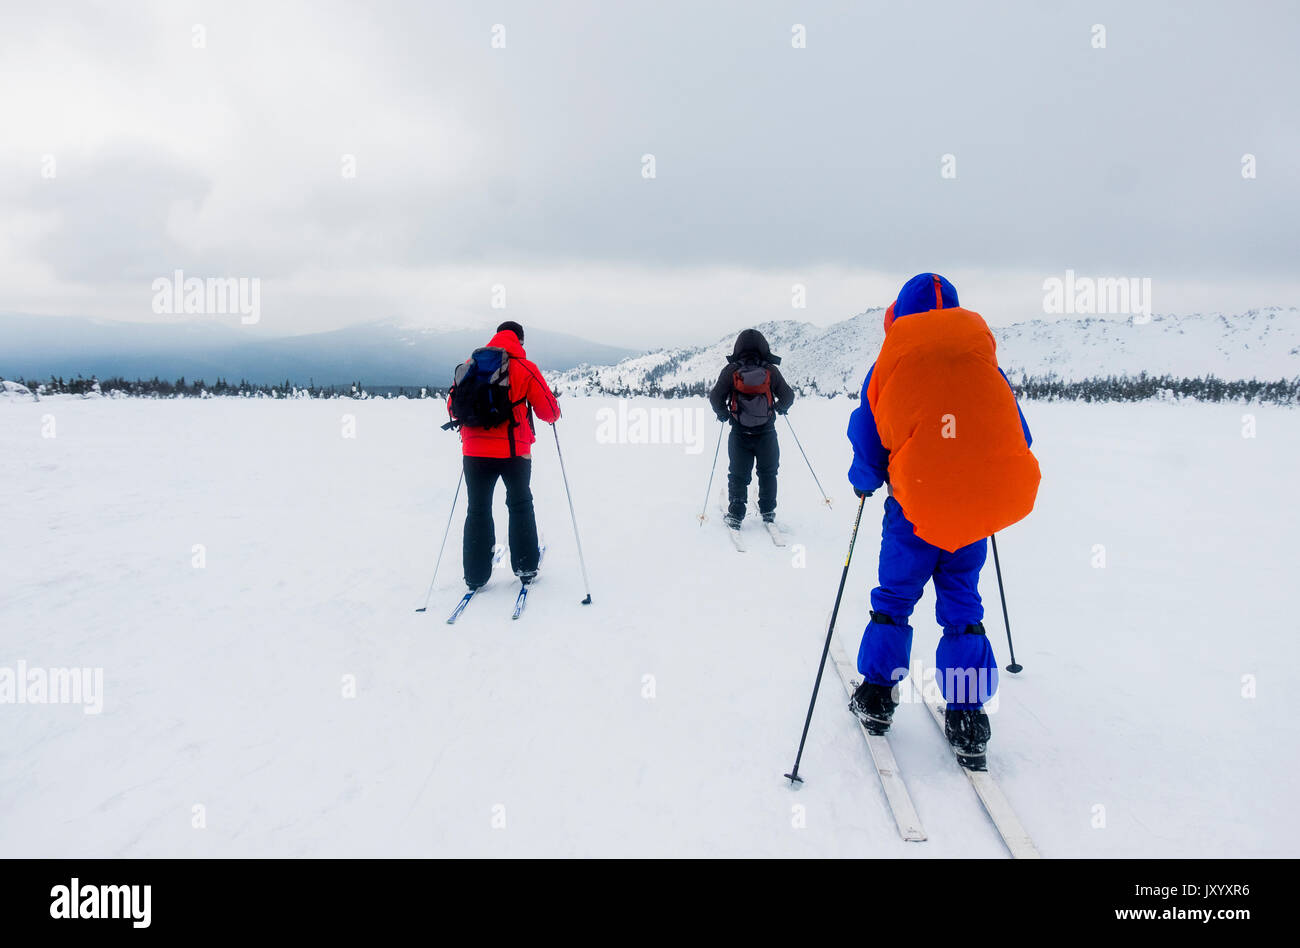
[723,513,742,530]
[515,544,547,585]
[944,706,991,771]
[849,680,899,735]
[761,510,776,524]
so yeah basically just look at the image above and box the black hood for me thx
[729,328,781,365]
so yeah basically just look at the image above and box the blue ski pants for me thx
[856,497,998,709]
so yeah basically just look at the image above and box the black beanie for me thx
[496,320,524,343]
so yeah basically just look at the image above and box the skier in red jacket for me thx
[447,321,561,589]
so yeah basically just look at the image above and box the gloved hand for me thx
[854,487,873,499]
[715,411,730,424]
[777,408,788,416]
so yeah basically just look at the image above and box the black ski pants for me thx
[462,456,540,587]
[727,425,779,520]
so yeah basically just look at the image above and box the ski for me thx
[719,488,745,552]
[725,523,746,551]
[829,641,926,842]
[920,684,1040,859]
[446,589,477,624]
[511,585,529,619]
[747,500,787,547]
[444,547,507,624]
[511,544,546,620]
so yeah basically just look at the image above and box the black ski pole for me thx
[415,467,464,613]
[552,422,593,605]
[990,533,1022,673]
[784,414,832,508]
[784,491,869,785]
[698,421,725,524]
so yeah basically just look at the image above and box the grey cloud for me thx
[272,0,1300,275]
[3,0,1299,324]
[28,151,211,283]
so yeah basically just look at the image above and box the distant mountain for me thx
[0,315,635,387]
[553,307,1300,395]
[7,308,1298,396]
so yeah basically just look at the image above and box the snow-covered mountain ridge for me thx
[555,307,1300,395]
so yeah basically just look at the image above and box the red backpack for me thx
[730,364,774,427]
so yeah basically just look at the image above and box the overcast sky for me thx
[1,0,1297,348]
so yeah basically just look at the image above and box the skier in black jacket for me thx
[708,329,796,527]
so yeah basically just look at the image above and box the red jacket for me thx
[449,330,560,458]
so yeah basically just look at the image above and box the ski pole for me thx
[784,491,869,786]
[552,422,593,605]
[990,533,1022,673]
[698,421,725,524]
[415,467,464,613]
[783,415,832,509]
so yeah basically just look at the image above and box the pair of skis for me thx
[725,519,786,552]
[828,640,1040,858]
[445,577,533,623]
[446,546,545,624]
[719,492,787,551]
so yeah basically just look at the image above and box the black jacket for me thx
[709,329,796,430]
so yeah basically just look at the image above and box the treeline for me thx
[10,371,1300,404]
[1007,373,1300,405]
[10,375,450,399]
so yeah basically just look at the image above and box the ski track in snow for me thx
[1,395,1295,857]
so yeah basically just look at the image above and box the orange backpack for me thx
[868,307,1040,551]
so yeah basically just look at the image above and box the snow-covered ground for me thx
[2,395,1295,857]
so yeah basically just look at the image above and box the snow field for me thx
[1,395,1294,856]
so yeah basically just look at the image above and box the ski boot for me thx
[723,513,742,530]
[761,510,776,524]
[944,706,991,771]
[515,545,545,586]
[849,680,899,735]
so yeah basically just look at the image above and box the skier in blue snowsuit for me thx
[845,273,1040,767]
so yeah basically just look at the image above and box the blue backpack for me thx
[443,347,522,433]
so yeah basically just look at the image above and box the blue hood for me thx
[894,273,960,319]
